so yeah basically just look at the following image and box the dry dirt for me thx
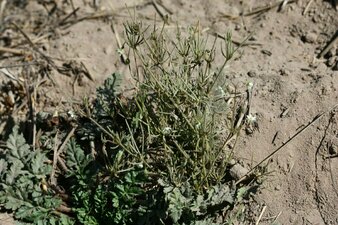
[0,0,338,224]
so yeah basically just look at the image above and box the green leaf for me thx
[0,126,71,224]
[0,158,8,175]
[193,219,219,225]
[167,187,186,223]
[59,214,75,225]
[6,159,24,184]
[31,151,50,175]
[190,195,206,215]
[97,72,124,98]
[207,184,234,206]
[4,195,27,211]
[236,186,248,202]
[6,126,30,160]
[66,138,92,174]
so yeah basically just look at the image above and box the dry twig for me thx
[12,23,58,70]
[303,0,314,15]
[111,22,129,64]
[255,205,267,225]
[219,0,297,19]
[211,32,262,47]
[0,0,7,21]
[0,46,28,55]
[314,111,334,222]
[236,103,338,185]
[318,29,338,59]
[51,125,77,185]
[151,0,171,24]
[59,7,80,25]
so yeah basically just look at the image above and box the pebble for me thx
[312,14,320,23]
[235,24,241,31]
[279,68,289,76]
[333,61,338,71]
[302,32,318,43]
[329,145,337,155]
[249,35,258,41]
[247,70,257,77]
[6,91,15,107]
[327,56,337,67]
[325,47,336,58]
[103,46,113,55]
[228,159,236,166]
[261,49,272,56]
[316,62,327,71]
[229,164,249,180]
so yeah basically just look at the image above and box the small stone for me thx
[6,91,15,107]
[279,68,289,76]
[249,35,257,41]
[333,61,338,71]
[228,159,236,166]
[41,44,49,52]
[103,46,113,55]
[316,62,327,71]
[245,127,253,134]
[261,49,272,56]
[329,145,337,155]
[247,70,257,77]
[235,24,241,31]
[275,185,281,191]
[230,164,249,180]
[324,47,336,58]
[327,56,337,67]
[312,14,320,23]
[302,32,318,43]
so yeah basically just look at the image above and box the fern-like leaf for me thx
[0,158,8,176]
[66,138,92,175]
[6,126,31,161]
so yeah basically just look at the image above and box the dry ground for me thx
[0,0,337,224]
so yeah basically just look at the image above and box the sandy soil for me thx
[0,0,337,224]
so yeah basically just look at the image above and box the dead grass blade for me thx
[211,32,262,48]
[303,0,314,15]
[111,22,129,64]
[0,0,7,21]
[219,0,297,19]
[12,23,58,70]
[255,205,267,225]
[318,29,338,59]
[151,0,171,24]
[236,103,338,185]
[59,7,80,26]
[0,46,28,55]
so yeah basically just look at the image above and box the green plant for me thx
[0,19,258,225]
[75,20,254,224]
[0,126,74,225]
[64,138,152,225]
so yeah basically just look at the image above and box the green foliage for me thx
[65,138,151,225]
[159,178,239,225]
[0,20,258,225]
[74,20,254,224]
[0,127,74,225]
